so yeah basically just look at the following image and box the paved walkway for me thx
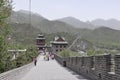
[20,55,89,80]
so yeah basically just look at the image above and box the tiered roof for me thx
[36,34,46,40]
[51,36,68,44]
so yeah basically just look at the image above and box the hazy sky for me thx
[13,0,120,21]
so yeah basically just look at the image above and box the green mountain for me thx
[37,19,78,33]
[9,10,91,46]
[91,18,120,30]
[9,10,120,50]
[83,27,120,49]
[58,17,96,29]
[10,10,45,24]
[9,23,77,46]
[10,23,40,46]
[10,10,80,33]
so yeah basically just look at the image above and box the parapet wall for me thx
[55,54,120,80]
[0,62,34,80]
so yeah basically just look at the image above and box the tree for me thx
[87,49,96,56]
[59,49,81,58]
[0,0,12,73]
[0,0,12,36]
[87,48,104,56]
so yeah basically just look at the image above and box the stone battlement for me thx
[0,62,33,80]
[55,54,120,80]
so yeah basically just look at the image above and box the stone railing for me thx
[0,62,34,80]
[54,54,67,67]
[55,54,120,80]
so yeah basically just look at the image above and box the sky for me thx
[13,0,120,21]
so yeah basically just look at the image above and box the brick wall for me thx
[0,63,34,80]
[55,54,120,80]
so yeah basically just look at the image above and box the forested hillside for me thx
[10,10,79,33]
[10,23,77,46]
[83,27,120,49]
[9,10,120,50]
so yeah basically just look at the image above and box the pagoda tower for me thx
[36,34,46,50]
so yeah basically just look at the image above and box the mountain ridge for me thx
[11,10,120,30]
[58,16,96,29]
[9,10,120,49]
[57,16,120,30]
[91,18,120,30]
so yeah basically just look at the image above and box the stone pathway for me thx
[20,55,89,80]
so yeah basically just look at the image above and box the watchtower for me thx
[51,36,68,53]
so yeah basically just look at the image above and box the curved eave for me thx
[51,42,68,45]
[36,38,46,40]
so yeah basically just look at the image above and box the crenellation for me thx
[55,54,120,80]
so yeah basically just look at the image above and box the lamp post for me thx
[29,0,31,26]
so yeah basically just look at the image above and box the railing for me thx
[0,62,34,80]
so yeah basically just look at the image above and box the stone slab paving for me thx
[20,55,89,80]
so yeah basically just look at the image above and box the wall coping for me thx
[0,62,33,80]
[108,72,115,75]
